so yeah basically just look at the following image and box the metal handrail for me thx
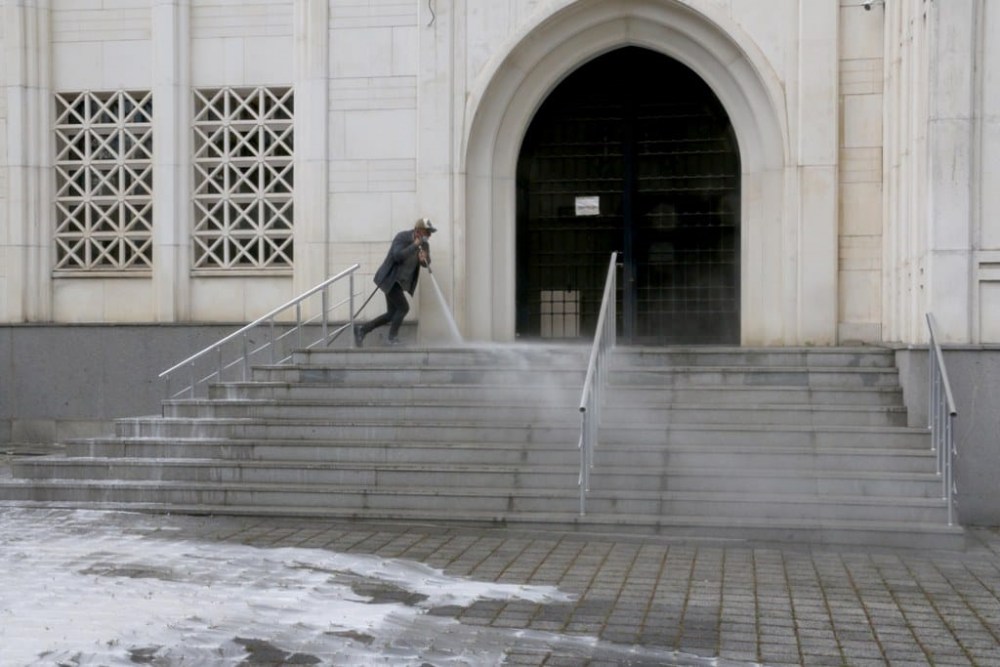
[159,264,361,399]
[926,313,959,526]
[578,252,618,515]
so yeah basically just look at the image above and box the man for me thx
[354,218,436,347]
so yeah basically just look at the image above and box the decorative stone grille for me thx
[192,87,294,271]
[54,90,154,272]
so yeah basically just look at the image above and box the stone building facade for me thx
[1,1,998,444]
[2,0,998,344]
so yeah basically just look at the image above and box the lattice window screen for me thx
[192,87,294,271]
[54,91,154,271]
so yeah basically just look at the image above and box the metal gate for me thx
[516,47,740,344]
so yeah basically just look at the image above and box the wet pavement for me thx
[1,508,1000,666]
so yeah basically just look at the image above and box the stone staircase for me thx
[0,345,964,548]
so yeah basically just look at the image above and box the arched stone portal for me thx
[516,46,741,345]
[462,0,791,345]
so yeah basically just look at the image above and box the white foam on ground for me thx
[0,509,735,666]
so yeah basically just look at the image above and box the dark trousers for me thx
[360,283,409,340]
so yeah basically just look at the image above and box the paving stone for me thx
[4,509,1000,666]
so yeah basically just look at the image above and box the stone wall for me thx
[325,0,421,314]
[0,14,7,322]
[2,1,997,348]
[0,321,386,446]
[896,346,1000,526]
[915,0,1000,345]
[0,324,238,444]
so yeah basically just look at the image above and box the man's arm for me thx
[389,230,421,263]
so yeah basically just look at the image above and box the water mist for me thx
[426,270,463,343]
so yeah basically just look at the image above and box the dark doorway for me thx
[516,47,741,344]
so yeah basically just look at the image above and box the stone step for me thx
[591,447,936,473]
[67,437,579,463]
[1,342,958,549]
[261,365,588,386]
[587,493,948,524]
[0,498,962,550]
[611,366,901,389]
[611,347,896,368]
[606,404,907,427]
[160,398,907,427]
[161,399,578,422]
[294,345,590,368]
[13,457,942,498]
[0,475,947,522]
[212,381,581,403]
[603,422,930,448]
[211,381,905,406]
[13,458,580,489]
[113,416,581,443]
[589,467,943,497]
[63,438,935,471]
[110,416,931,449]
[297,345,896,369]
[610,386,904,406]
[258,364,901,389]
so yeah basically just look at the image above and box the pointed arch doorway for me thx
[515,47,741,345]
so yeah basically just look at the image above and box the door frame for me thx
[462,2,798,344]
[513,46,742,344]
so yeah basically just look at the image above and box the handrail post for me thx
[926,313,959,526]
[580,446,585,514]
[241,332,250,381]
[268,318,276,364]
[321,289,329,343]
[947,417,956,525]
[159,264,359,400]
[296,302,303,350]
[350,273,356,322]
[928,342,934,444]
[578,252,618,516]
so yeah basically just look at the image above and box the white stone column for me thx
[881,0,930,345]
[973,2,1000,343]
[3,0,53,322]
[881,0,902,343]
[292,0,329,298]
[926,0,978,343]
[796,0,840,345]
[837,2,885,344]
[417,0,463,340]
[151,0,191,322]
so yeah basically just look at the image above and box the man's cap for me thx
[414,218,437,234]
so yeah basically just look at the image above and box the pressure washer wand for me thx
[355,285,381,317]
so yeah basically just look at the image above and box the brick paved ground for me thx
[2,508,1000,666]
[47,512,1000,666]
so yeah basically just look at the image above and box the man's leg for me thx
[386,284,410,341]
[361,308,392,335]
[355,288,395,346]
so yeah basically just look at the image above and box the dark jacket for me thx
[373,229,431,296]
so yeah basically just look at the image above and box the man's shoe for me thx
[353,324,365,348]
[385,337,402,347]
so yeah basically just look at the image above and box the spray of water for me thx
[427,271,463,343]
